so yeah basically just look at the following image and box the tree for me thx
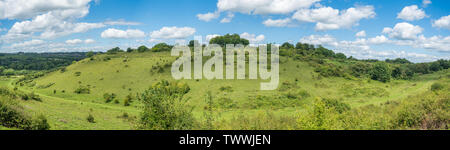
[335,53,347,59]
[107,47,123,54]
[127,47,135,53]
[209,34,249,47]
[429,62,442,72]
[86,51,94,57]
[151,43,173,52]
[281,42,294,49]
[137,46,149,53]
[370,62,391,83]
[188,40,200,47]
[138,80,195,130]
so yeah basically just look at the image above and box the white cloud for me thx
[240,32,265,44]
[11,39,45,48]
[432,15,450,30]
[66,39,95,44]
[292,5,376,30]
[299,34,337,46]
[66,39,83,44]
[368,35,389,44]
[197,11,220,22]
[84,39,95,44]
[1,0,105,42]
[217,0,320,15]
[355,30,366,37]
[422,0,432,7]
[150,26,196,39]
[220,13,235,23]
[104,20,142,26]
[397,5,426,21]
[263,18,293,27]
[101,28,146,39]
[382,22,423,40]
[0,0,92,19]
[206,34,220,43]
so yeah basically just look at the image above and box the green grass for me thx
[2,51,448,130]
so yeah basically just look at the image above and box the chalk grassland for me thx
[1,51,448,130]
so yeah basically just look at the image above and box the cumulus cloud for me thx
[150,26,196,39]
[432,15,450,30]
[382,22,423,40]
[355,31,366,37]
[206,34,220,43]
[299,34,337,46]
[368,35,389,44]
[292,5,375,30]
[11,39,45,48]
[217,0,320,15]
[0,0,92,19]
[66,39,95,44]
[84,39,95,44]
[422,0,432,7]
[1,0,105,42]
[197,11,220,22]
[101,28,146,39]
[104,19,142,26]
[240,32,265,44]
[397,5,426,21]
[220,13,235,23]
[263,18,293,27]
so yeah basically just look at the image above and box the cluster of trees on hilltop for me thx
[277,41,450,82]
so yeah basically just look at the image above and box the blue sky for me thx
[0,0,449,62]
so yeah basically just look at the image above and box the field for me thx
[1,50,448,130]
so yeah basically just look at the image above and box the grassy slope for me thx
[3,51,446,130]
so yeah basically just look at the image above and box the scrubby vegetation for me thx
[0,35,448,130]
[137,80,195,130]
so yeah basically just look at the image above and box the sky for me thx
[0,0,449,62]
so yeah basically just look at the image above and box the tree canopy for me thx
[209,34,250,47]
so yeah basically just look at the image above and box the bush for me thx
[138,80,195,130]
[370,62,391,83]
[0,99,50,130]
[32,115,51,130]
[74,86,90,94]
[87,114,95,123]
[103,93,117,103]
[431,83,444,91]
[74,72,81,77]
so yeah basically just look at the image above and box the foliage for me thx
[0,52,87,71]
[138,80,195,130]
[137,45,149,53]
[74,86,90,94]
[151,43,173,52]
[87,114,95,123]
[370,62,391,82]
[107,47,124,54]
[209,34,250,47]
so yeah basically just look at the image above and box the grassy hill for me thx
[1,50,448,130]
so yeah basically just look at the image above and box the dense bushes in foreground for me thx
[137,80,195,130]
[0,96,50,130]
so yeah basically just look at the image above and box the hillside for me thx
[2,50,447,130]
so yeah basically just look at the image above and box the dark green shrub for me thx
[138,80,195,130]
[431,83,444,91]
[74,86,90,94]
[87,114,95,123]
[103,93,116,103]
[370,62,391,83]
[74,71,81,77]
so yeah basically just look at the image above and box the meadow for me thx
[1,47,448,130]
